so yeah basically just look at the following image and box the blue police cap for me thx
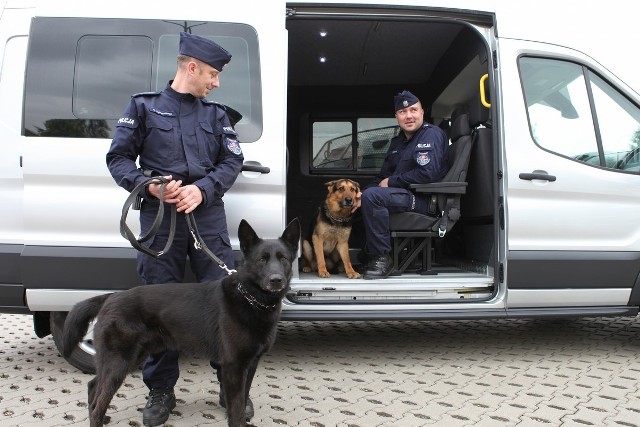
[179,32,232,71]
[394,90,420,112]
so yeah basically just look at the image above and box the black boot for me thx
[363,254,393,279]
[219,385,255,420]
[142,388,176,426]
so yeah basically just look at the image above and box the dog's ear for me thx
[238,219,261,255]
[280,218,301,255]
[324,180,337,192]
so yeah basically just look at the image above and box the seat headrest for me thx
[450,113,471,142]
[468,91,491,128]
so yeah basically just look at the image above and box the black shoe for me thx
[363,254,393,279]
[219,385,255,420]
[142,388,176,426]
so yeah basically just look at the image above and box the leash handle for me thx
[120,177,234,275]
[120,177,176,258]
[186,213,237,276]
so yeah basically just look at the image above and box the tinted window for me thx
[24,18,262,142]
[74,36,153,121]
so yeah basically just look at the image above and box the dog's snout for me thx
[269,274,284,289]
[341,197,354,208]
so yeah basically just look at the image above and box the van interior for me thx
[285,6,498,303]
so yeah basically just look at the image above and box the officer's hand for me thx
[351,190,362,214]
[176,184,203,214]
[148,176,183,202]
[379,178,389,187]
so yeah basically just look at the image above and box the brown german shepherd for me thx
[301,179,361,279]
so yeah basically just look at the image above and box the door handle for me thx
[241,163,270,174]
[519,170,556,182]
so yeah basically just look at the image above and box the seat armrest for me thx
[410,182,468,194]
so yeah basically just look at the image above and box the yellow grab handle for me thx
[480,73,491,108]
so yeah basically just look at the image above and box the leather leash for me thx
[120,177,236,275]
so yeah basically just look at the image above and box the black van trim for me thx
[507,250,640,289]
[279,305,637,321]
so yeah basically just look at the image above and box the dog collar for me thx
[323,203,353,225]
[237,282,278,311]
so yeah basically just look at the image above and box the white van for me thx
[1,0,639,372]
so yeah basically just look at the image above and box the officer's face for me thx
[195,62,221,98]
[395,102,424,136]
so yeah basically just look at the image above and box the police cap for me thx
[179,32,232,71]
[394,90,420,112]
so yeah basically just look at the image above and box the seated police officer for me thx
[352,90,450,279]
[106,32,249,426]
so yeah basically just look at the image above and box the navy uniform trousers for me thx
[138,199,233,389]
[360,186,430,257]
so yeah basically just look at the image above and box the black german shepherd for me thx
[62,218,300,427]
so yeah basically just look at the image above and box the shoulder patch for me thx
[223,126,237,134]
[416,151,431,166]
[116,116,137,128]
[226,138,242,155]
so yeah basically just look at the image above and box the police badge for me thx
[416,151,431,166]
[226,139,242,155]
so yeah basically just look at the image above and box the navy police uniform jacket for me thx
[106,82,244,207]
[369,123,449,189]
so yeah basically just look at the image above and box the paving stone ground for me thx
[1,313,640,426]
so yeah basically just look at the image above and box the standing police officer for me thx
[106,32,246,426]
[353,90,450,279]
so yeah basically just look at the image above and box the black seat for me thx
[388,112,474,275]
[457,92,494,263]
[462,91,493,220]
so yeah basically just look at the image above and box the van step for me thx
[288,270,494,303]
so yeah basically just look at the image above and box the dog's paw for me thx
[302,266,312,273]
[347,271,362,279]
[318,270,331,278]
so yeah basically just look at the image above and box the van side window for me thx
[24,18,262,142]
[311,118,398,171]
[74,36,153,122]
[520,57,640,173]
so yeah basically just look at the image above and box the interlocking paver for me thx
[3,314,640,426]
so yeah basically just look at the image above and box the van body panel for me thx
[0,8,28,246]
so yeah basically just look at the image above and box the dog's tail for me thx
[62,294,110,357]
